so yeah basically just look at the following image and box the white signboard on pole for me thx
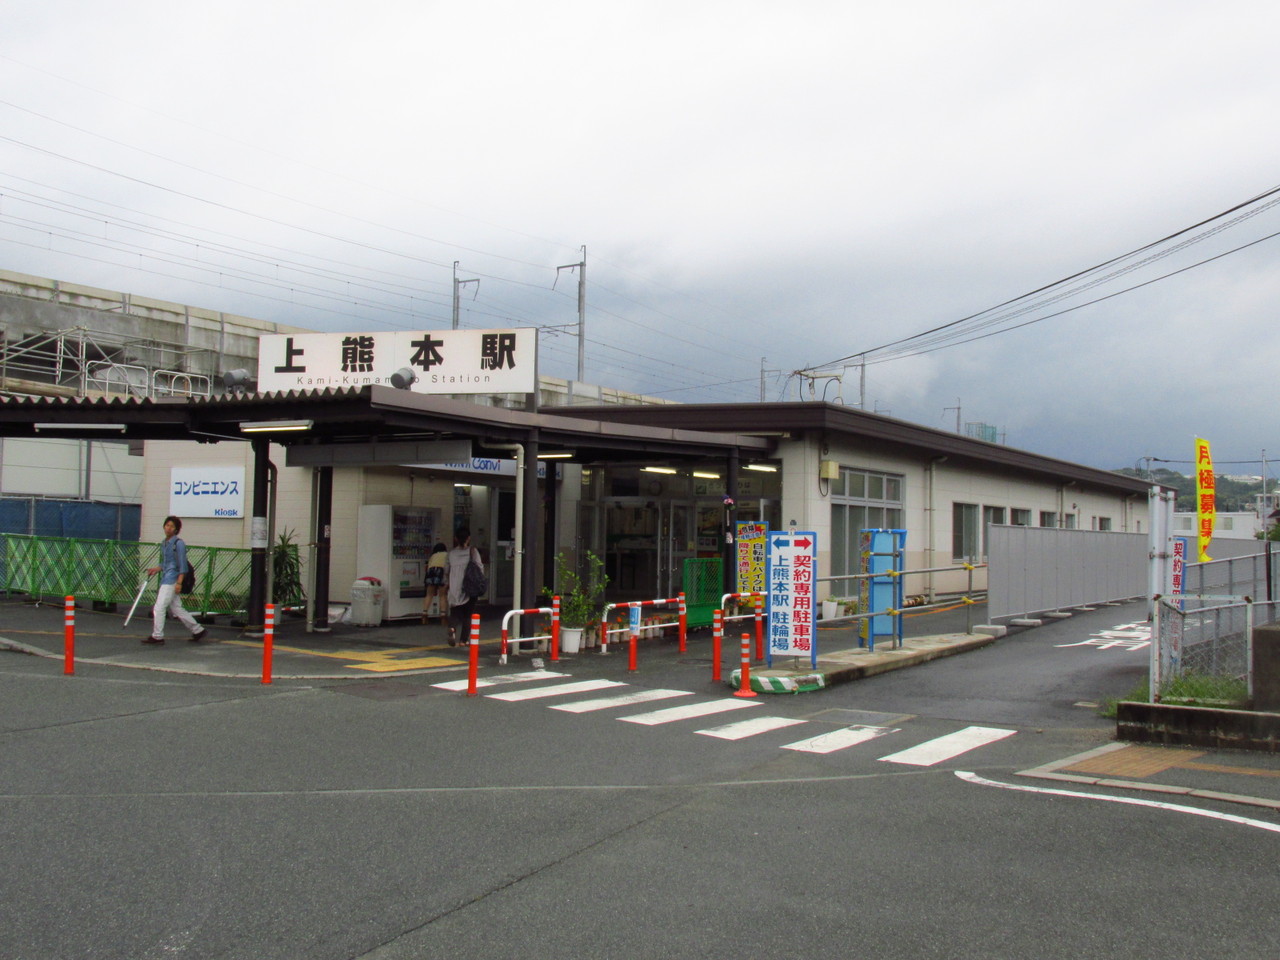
[765,529,818,667]
[257,329,536,395]
[170,466,245,518]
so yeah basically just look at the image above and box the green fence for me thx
[682,557,724,628]
[1,533,253,617]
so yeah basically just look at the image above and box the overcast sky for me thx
[4,1,1279,475]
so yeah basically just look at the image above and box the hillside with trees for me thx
[1114,467,1269,513]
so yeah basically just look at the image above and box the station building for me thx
[0,269,1150,616]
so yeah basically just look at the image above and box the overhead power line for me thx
[816,181,1280,371]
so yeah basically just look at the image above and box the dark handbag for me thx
[462,552,488,597]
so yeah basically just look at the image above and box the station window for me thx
[831,467,904,586]
[953,502,979,561]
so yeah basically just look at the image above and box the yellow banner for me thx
[1194,437,1215,562]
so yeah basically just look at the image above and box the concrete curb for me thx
[1018,742,1280,812]
[731,633,997,694]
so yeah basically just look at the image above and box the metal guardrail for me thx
[818,561,987,637]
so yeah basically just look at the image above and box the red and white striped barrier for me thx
[599,596,687,654]
[499,605,554,664]
[720,592,765,661]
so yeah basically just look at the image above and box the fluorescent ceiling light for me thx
[744,464,778,473]
[33,423,127,432]
[537,451,574,459]
[239,419,314,434]
[693,471,721,479]
[641,466,678,475]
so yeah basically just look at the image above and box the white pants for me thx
[152,582,200,640]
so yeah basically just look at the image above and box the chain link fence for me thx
[1153,547,1280,701]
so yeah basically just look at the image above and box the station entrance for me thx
[582,463,782,602]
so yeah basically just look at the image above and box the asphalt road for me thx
[2,600,1277,959]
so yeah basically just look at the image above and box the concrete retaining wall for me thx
[1116,701,1280,753]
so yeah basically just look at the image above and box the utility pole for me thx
[451,261,479,330]
[555,245,587,382]
[758,358,786,401]
[944,399,961,433]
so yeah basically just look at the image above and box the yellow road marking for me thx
[1063,745,1280,780]
[226,640,466,671]
[1063,745,1205,777]
[1178,761,1280,779]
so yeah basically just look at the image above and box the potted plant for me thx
[271,527,307,613]
[555,550,608,654]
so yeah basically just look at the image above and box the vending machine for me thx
[355,504,442,621]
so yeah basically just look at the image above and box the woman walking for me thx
[445,527,484,645]
[422,541,449,626]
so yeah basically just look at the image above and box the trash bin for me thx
[349,577,386,627]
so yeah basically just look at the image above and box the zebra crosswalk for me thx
[432,670,1017,765]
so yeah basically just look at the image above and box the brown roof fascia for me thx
[554,401,1150,496]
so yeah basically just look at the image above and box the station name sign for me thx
[257,329,536,395]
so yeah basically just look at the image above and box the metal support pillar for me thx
[311,466,333,632]
[245,437,270,635]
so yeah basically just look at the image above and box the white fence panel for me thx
[987,525,1148,621]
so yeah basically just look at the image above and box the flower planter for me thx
[561,626,584,654]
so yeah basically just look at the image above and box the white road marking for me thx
[957,771,1280,834]
[878,726,1016,766]
[487,679,627,701]
[551,689,694,713]
[782,724,899,754]
[696,716,808,740]
[619,699,763,725]
[432,670,570,691]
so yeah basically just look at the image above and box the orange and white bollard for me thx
[262,603,275,684]
[678,592,687,653]
[628,619,639,672]
[466,612,481,696]
[735,632,757,697]
[711,609,723,683]
[63,595,75,675]
[754,595,765,662]
[550,596,560,662]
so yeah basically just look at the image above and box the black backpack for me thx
[176,539,196,595]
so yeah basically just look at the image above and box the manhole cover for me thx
[806,708,914,726]
[324,680,429,701]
